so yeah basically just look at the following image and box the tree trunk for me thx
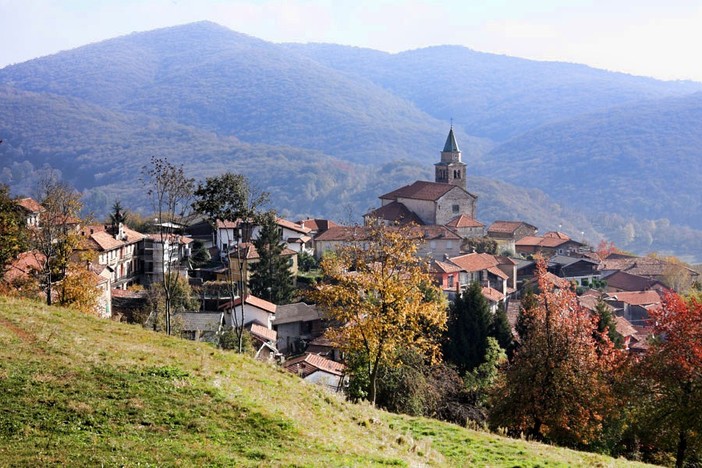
[676,427,687,468]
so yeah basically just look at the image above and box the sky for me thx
[1,0,701,82]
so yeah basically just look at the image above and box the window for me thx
[446,240,453,249]
[452,204,460,214]
[448,275,454,287]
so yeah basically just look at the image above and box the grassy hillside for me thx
[0,296,652,466]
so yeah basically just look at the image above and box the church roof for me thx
[443,127,460,153]
[380,181,474,202]
[364,201,424,225]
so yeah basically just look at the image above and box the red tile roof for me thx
[298,219,340,232]
[445,215,484,228]
[380,181,459,202]
[227,295,277,314]
[487,221,536,235]
[3,251,43,282]
[614,316,638,338]
[277,217,311,235]
[283,353,345,377]
[448,252,500,273]
[481,286,504,303]
[314,226,371,242]
[430,259,463,274]
[249,323,277,343]
[80,225,145,251]
[605,290,661,306]
[543,231,571,240]
[229,242,296,260]
[15,197,44,213]
[365,201,425,226]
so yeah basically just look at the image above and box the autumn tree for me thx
[248,211,295,304]
[312,224,447,405]
[141,157,195,335]
[29,177,82,305]
[58,262,101,315]
[633,292,702,467]
[192,172,269,352]
[490,260,617,447]
[444,281,492,375]
[0,184,28,277]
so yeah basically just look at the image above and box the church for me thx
[363,127,483,238]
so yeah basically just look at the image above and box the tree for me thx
[491,301,514,355]
[0,184,28,277]
[109,200,128,228]
[141,157,195,335]
[490,260,617,447]
[312,224,447,405]
[192,172,269,352]
[58,262,100,315]
[248,211,295,304]
[633,292,702,467]
[594,297,623,350]
[443,281,492,375]
[29,177,82,306]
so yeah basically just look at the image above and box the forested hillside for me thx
[1,21,702,259]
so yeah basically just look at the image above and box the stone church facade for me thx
[364,127,480,231]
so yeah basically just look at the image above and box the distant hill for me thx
[0,296,653,466]
[480,93,702,254]
[284,43,702,142]
[0,21,489,166]
[1,21,702,259]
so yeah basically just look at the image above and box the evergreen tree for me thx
[249,211,294,304]
[0,185,28,276]
[491,301,514,354]
[444,281,492,375]
[516,286,538,343]
[594,297,623,349]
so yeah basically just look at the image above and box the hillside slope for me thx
[0,297,652,466]
[0,21,488,165]
[284,43,702,142]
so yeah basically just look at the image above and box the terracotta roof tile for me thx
[445,215,484,228]
[605,290,661,306]
[226,294,277,314]
[284,353,345,377]
[481,286,504,303]
[380,181,463,202]
[448,252,500,272]
[365,201,425,226]
[277,217,312,235]
[15,197,44,213]
[297,219,340,232]
[487,221,536,234]
[249,323,277,342]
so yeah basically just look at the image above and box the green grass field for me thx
[0,296,654,466]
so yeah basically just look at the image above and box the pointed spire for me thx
[443,126,460,153]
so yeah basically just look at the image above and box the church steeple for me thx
[435,126,466,190]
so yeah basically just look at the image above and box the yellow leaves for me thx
[313,224,447,376]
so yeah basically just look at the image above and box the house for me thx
[547,255,600,287]
[445,214,484,239]
[273,302,324,355]
[219,242,298,286]
[600,255,699,290]
[283,353,346,392]
[446,252,517,296]
[220,294,277,329]
[141,233,193,285]
[15,197,44,227]
[604,290,662,326]
[415,225,462,260]
[515,233,585,258]
[297,218,340,237]
[248,322,279,361]
[364,128,478,227]
[481,286,506,314]
[215,217,312,256]
[487,221,538,253]
[614,316,639,350]
[177,312,225,343]
[78,223,145,289]
[430,259,464,293]
[601,270,666,293]
[313,226,371,260]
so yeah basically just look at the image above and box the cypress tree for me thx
[443,281,492,374]
[249,211,295,304]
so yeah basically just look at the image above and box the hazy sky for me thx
[1,0,701,82]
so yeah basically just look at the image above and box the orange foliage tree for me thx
[490,260,619,447]
[312,224,447,405]
[634,292,702,467]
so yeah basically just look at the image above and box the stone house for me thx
[272,302,324,355]
[487,221,538,253]
[78,223,145,289]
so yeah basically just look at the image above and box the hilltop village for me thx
[2,128,701,464]
[5,127,699,371]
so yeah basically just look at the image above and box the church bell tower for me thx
[434,126,466,190]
